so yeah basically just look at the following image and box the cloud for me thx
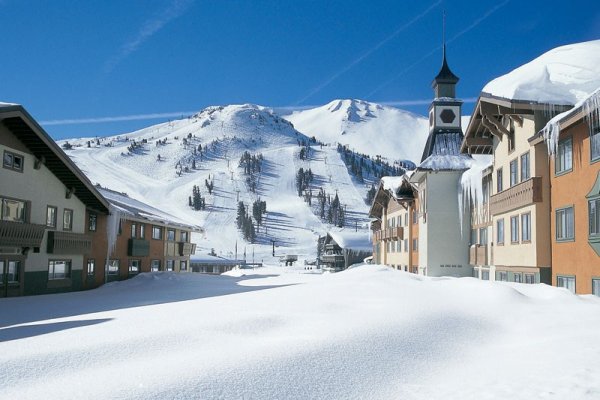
[366,0,510,98]
[293,0,442,105]
[104,0,194,73]
[40,111,196,126]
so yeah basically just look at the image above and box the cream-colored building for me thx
[461,96,569,283]
[0,103,110,296]
[369,176,419,272]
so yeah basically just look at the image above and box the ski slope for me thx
[284,99,429,162]
[61,104,375,261]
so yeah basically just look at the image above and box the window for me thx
[180,231,188,242]
[118,219,122,235]
[404,213,408,226]
[507,123,515,152]
[521,213,531,242]
[129,259,140,274]
[482,270,490,281]
[166,260,174,271]
[46,206,57,228]
[514,273,522,283]
[478,228,487,245]
[556,137,573,174]
[0,260,21,284]
[510,216,519,243]
[412,210,417,224]
[404,239,408,251]
[167,229,176,241]
[87,259,95,276]
[556,206,574,241]
[482,177,490,204]
[525,274,535,284]
[139,223,145,239]
[593,279,600,297]
[131,223,137,238]
[88,213,97,231]
[520,152,530,181]
[510,159,518,187]
[1,197,27,222]
[497,271,508,282]
[592,127,600,162]
[152,226,163,240]
[48,260,71,280]
[496,168,503,193]
[590,198,600,236]
[557,275,575,294]
[496,219,504,245]
[412,238,418,251]
[107,260,119,275]
[63,209,73,231]
[3,151,24,172]
[471,229,477,245]
[180,261,187,272]
[151,259,161,272]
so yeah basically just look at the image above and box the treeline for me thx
[296,168,314,196]
[337,144,406,181]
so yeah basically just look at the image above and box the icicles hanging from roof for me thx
[106,204,123,259]
[542,87,600,155]
[458,156,492,236]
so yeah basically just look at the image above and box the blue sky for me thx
[1,0,599,139]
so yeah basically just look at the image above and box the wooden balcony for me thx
[164,241,177,257]
[471,204,491,228]
[490,177,543,215]
[469,245,488,266]
[178,242,196,256]
[128,238,150,257]
[47,231,92,254]
[373,227,404,242]
[0,220,46,248]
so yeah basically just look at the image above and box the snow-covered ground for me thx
[1,265,599,399]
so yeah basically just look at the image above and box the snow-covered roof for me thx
[418,154,473,171]
[542,86,600,154]
[0,101,18,107]
[190,253,242,265]
[381,176,404,192]
[328,231,372,252]
[482,39,600,105]
[99,187,202,231]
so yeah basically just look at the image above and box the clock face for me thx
[435,105,460,127]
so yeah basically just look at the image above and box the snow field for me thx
[2,266,600,399]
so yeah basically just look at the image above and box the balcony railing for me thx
[0,220,46,248]
[471,204,491,228]
[164,241,177,257]
[373,227,404,242]
[128,238,150,257]
[469,245,488,266]
[178,242,196,256]
[489,177,543,215]
[47,231,92,254]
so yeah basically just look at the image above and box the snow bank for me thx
[482,39,600,105]
[2,266,600,399]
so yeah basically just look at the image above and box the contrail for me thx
[40,111,197,126]
[366,0,510,98]
[104,0,194,73]
[293,0,442,106]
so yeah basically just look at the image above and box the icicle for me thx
[106,204,123,259]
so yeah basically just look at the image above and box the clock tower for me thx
[421,44,464,162]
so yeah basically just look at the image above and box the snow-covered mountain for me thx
[61,103,388,262]
[283,99,429,163]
